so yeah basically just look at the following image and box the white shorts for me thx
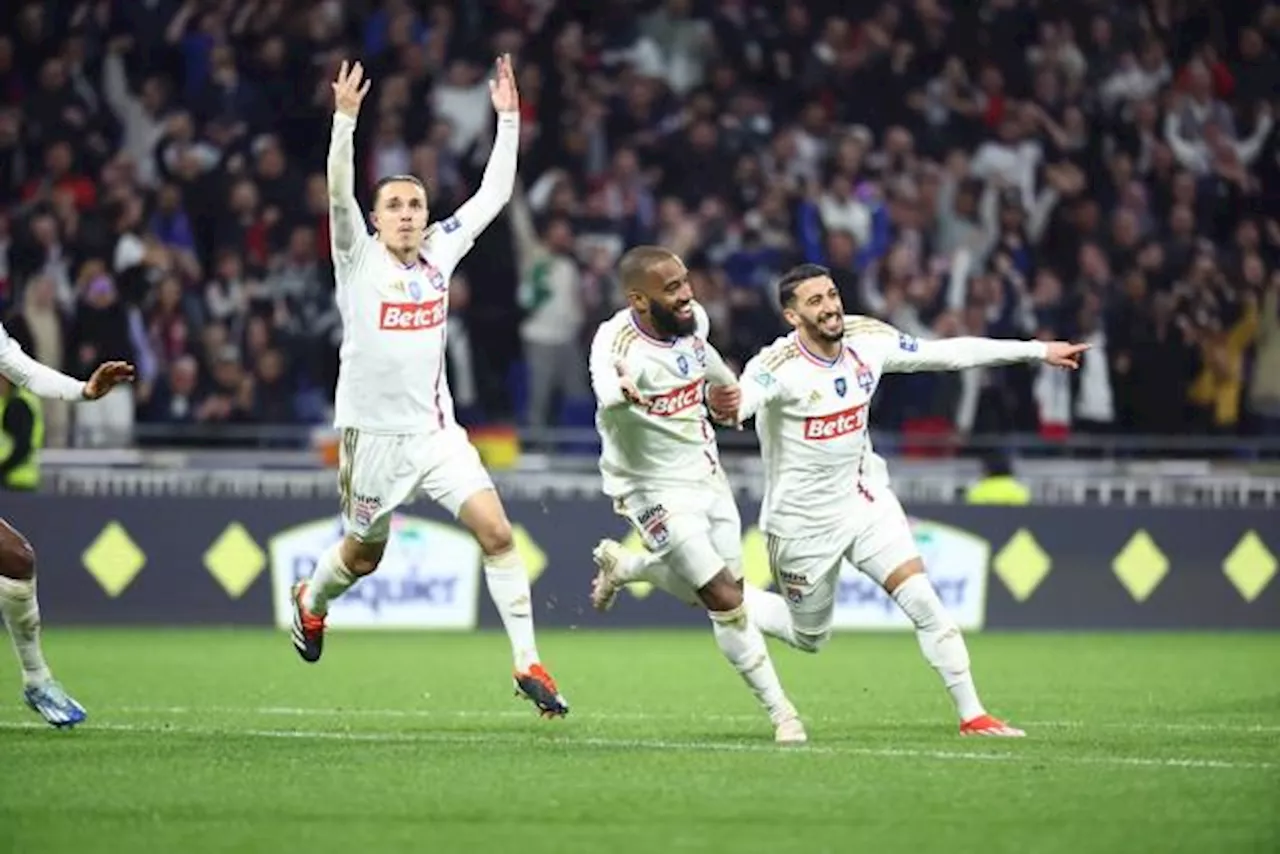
[612,471,743,595]
[765,490,919,634]
[338,426,494,542]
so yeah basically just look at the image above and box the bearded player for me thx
[587,246,807,743]
[701,263,1087,736]
[0,323,133,726]
[289,58,568,717]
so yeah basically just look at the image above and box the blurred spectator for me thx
[3,274,70,447]
[0,0,1274,454]
[511,182,587,432]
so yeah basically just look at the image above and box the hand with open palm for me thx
[489,53,519,115]
[332,60,371,119]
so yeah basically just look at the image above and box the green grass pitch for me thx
[1,629,1276,854]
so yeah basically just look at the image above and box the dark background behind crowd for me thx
[1,0,1278,450]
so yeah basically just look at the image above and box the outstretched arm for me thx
[0,327,135,401]
[439,55,520,249]
[328,60,372,262]
[844,315,1086,373]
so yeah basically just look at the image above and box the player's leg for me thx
[689,564,806,744]
[686,489,806,742]
[455,490,568,717]
[852,497,1024,737]
[700,489,805,742]
[766,532,843,654]
[425,430,566,717]
[592,538,797,645]
[0,518,84,727]
[706,488,801,649]
[291,429,402,663]
[591,539,700,608]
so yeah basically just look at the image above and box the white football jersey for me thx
[327,110,518,434]
[589,303,735,497]
[740,316,1046,538]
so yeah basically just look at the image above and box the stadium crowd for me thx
[1,0,1278,450]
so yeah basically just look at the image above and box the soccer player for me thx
[0,322,134,726]
[708,263,1089,736]
[587,245,807,743]
[290,57,568,718]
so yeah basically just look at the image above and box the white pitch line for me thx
[0,720,1273,772]
[101,705,1280,735]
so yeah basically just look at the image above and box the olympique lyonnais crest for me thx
[692,338,707,366]
[834,377,847,397]
[423,259,447,292]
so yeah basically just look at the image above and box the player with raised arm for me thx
[0,323,133,726]
[289,57,568,718]
[705,263,1088,736]
[587,245,806,743]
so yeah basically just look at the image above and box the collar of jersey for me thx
[629,312,678,347]
[793,333,845,368]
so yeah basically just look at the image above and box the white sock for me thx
[743,585,799,649]
[484,550,540,672]
[709,605,796,725]
[611,548,701,604]
[892,574,986,721]
[0,576,53,686]
[613,548,657,583]
[303,543,357,616]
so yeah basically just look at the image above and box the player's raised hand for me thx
[614,360,650,407]
[489,53,519,114]
[1043,341,1091,370]
[83,361,136,400]
[706,384,741,428]
[332,60,372,119]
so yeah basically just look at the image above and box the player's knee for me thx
[474,518,514,556]
[340,536,385,576]
[0,522,35,581]
[697,570,743,612]
[794,628,830,654]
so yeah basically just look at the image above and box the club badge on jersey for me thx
[693,339,707,367]
[637,503,671,548]
[856,363,874,392]
[422,259,447,293]
[408,280,423,301]
[834,377,847,397]
[676,354,689,376]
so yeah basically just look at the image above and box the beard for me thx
[807,310,844,343]
[650,300,697,338]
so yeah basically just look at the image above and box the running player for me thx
[0,322,134,726]
[587,245,806,743]
[708,263,1088,736]
[289,57,568,717]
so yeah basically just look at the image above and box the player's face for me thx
[639,257,697,338]
[785,276,844,342]
[372,181,429,253]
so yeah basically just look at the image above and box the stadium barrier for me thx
[1,494,1274,631]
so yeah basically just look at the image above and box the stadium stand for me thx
[0,0,1277,453]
